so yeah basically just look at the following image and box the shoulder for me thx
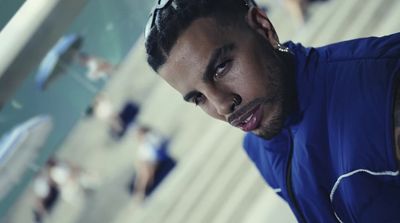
[243,133,260,160]
[242,132,290,191]
[243,133,271,156]
[315,32,400,63]
[288,34,400,109]
[243,132,259,150]
[243,132,289,161]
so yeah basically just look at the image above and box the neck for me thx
[279,50,299,123]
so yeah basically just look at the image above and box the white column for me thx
[0,0,88,108]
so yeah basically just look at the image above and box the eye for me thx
[214,60,232,80]
[192,93,206,106]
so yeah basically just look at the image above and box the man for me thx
[144,0,400,222]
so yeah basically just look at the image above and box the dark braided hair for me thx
[145,0,257,72]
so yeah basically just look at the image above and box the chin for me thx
[254,118,284,140]
[253,129,281,140]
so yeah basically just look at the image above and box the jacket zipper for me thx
[286,128,307,223]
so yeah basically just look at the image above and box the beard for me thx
[255,48,297,140]
[257,117,285,139]
[255,97,285,140]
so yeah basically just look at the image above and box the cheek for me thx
[229,70,269,99]
[233,58,270,88]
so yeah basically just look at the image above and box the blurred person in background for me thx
[128,125,176,202]
[109,101,140,140]
[143,0,400,222]
[77,52,116,82]
[35,34,116,91]
[85,94,140,140]
[32,159,60,223]
[32,157,98,222]
[85,92,115,121]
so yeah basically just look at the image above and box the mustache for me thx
[228,96,277,124]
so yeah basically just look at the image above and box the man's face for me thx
[159,17,288,139]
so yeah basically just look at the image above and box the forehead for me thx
[159,18,239,90]
[178,17,231,49]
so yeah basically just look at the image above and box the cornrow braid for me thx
[145,0,257,72]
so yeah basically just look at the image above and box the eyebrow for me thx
[183,43,236,102]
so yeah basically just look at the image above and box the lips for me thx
[229,104,263,132]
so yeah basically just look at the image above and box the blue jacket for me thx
[243,33,400,223]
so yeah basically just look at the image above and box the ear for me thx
[245,6,280,47]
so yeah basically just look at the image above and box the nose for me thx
[209,91,242,116]
[215,97,233,116]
